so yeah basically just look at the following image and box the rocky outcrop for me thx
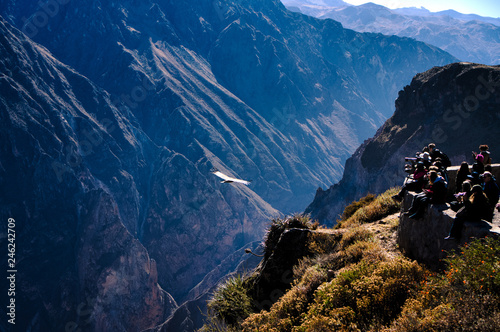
[250,228,312,309]
[247,222,343,310]
[306,63,500,225]
[397,191,500,269]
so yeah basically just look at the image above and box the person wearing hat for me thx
[445,185,491,240]
[421,152,432,168]
[467,171,483,186]
[475,153,485,166]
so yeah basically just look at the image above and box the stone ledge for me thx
[446,163,500,193]
[397,192,500,269]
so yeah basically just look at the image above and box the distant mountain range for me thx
[393,7,500,26]
[283,0,500,65]
[0,0,456,330]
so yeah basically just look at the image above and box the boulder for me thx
[397,191,500,269]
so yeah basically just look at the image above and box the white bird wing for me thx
[212,170,252,185]
[230,178,252,185]
[213,171,232,181]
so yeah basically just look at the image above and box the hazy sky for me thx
[343,0,500,18]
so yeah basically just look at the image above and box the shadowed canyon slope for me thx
[0,17,177,331]
[0,16,278,330]
[0,0,458,330]
[1,0,456,213]
[306,62,500,225]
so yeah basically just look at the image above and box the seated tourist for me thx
[483,171,499,212]
[445,185,491,240]
[405,170,447,219]
[450,180,472,212]
[472,155,485,174]
[393,162,427,201]
[455,161,470,194]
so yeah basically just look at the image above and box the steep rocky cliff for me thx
[0,0,456,214]
[0,17,179,331]
[307,62,500,225]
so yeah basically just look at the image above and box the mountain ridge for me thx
[284,0,500,65]
[0,0,459,330]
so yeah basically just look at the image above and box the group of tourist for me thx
[393,143,499,241]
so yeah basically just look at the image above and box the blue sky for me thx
[343,0,500,18]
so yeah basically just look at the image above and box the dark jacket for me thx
[460,191,491,222]
[430,148,451,168]
[455,169,470,193]
[484,180,500,208]
[426,177,447,204]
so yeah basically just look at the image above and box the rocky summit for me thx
[307,62,500,225]
[0,0,459,331]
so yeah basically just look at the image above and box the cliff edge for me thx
[398,190,500,269]
[306,62,500,226]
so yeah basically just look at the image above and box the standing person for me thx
[428,143,451,168]
[445,185,491,240]
[455,162,470,193]
[472,144,492,166]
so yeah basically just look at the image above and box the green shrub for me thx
[205,275,253,328]
[307,231,343,256]
[340,194,376,222]
[443,237,500,294]
[264,215,314,258]
[241,266,327,332]
[337,188,401,228]
[388,237,500,332]
[302,257,427,331]
[339,227,373,249]
[295,232,386,288]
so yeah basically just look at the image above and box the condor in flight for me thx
[211,168,252,185]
